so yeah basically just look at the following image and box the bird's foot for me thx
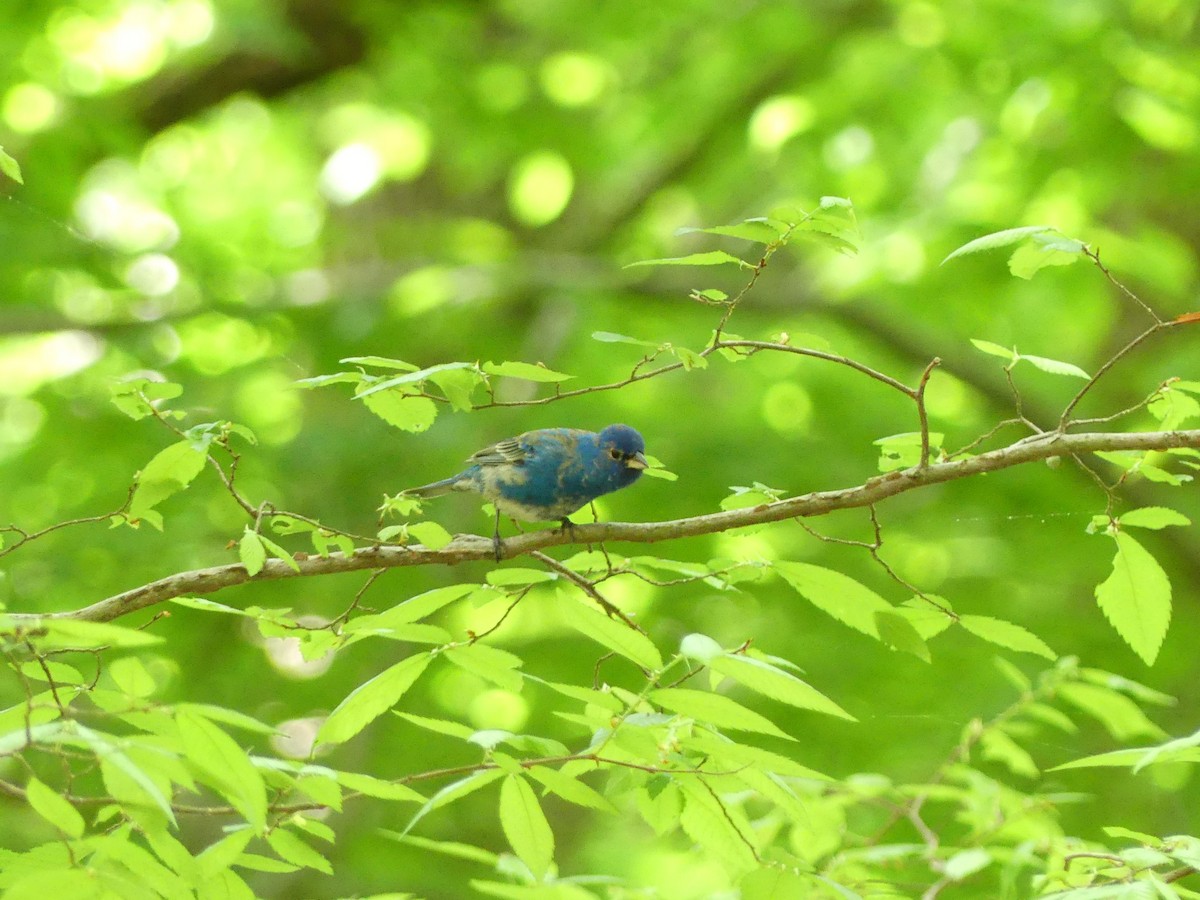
[558,517,578,541]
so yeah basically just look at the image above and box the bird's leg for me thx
[492,509,503,561]
[558,517,577,542]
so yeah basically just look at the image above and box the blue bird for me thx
[406,424,648,559]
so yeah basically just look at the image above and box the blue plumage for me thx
[407,424,648,558]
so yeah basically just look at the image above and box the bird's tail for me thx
[405,475,465,499]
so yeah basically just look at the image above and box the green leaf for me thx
[1058,682,1167,742]
[340,356,420,371]
[444,644,523,693]
[482,361,573,382]
[562,595,663,670]
[487,568,558,586]
[944,847,993,881]
[970,339,1017,363]
[25,777,85,838]
[1008,235,1086,279]
[625,250,752,269]
[1118,507,1191,530]
[130,440,209,518]
[356,362,477,398]
[428,368,479,411]
[591,331,659,347]
[408,521,453,550]
[874,610,931,662]
[675,221,782,243]
[499,775,555,880]
[170,595,254,617]
[361,391,438,432]
[239,529,267,576]
[403,768,505,836]
[649,687,794,739]
[294,371,364,389]
[1095,532,1172,666]
[381,831,500,866]
[958,615,1056,660]
[777,561,893,639]
[524,765,613,812]
[335,770,425,802]
[30,619,165,650]
[941,225,1056,264]
[1020,354,1090,379]
[679,632,724,664]
[176,710,268,830]
[109,657,156,698]
[266,829,332,874]
[317,653,431,745]
[709,653,855,721]
[344,584,476,633]
[257,532,300,572]
[0,146,23,183]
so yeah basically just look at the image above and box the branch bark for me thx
[14,428,1199,625]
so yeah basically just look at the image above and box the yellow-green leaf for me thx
[499,775,555,880]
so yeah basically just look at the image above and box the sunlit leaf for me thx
[958,615,1056,660]
[625,250,752,269]
[317,653,432,745]
[482,361,573,382]
[941,225,1056,264]
[1095,531,1172,666]
[499,775,554,880]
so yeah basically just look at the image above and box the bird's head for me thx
[597,424,648,482]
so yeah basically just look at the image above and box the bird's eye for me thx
[609,448,621,460]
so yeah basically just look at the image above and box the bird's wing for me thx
[467,437,528,466]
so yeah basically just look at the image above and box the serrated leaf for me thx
[525,765,613,812]
[267,829,332,874]
[257,533,300,572]
[563,596,662,670]
[777,561,892,638]
[1095,532,1172,666]
[356,361,477,398]
[25,777,85,838]
[344,584,476,633]
[381,831,500,865]
[874,610,930,662]
[403,768,505,836]
[941,225,1056,264]
[428,367,479,411]
[408,521,453,549]
[444,644,523,693]
[482,361,573,382]
[361,391,438,432]
[959,615,1056,660]
[317,653,431,745]
[499,775,555,880]
[294,372,364,389]
[335,770,424,802]
[1118,507,1191,530]
[675,221,782,243]
[177,710,268,830]
[240,530,267,576]
[709,654,854,721]
[1058,682,1166,742]
[650,687,794,739]
[30,619,164,650]
[1021,354,1090,379]
[130,440,209,518]
[625,250,751,269]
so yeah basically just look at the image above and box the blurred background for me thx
[1,0,1198,896]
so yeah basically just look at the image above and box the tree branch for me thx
[12,429,1199,625]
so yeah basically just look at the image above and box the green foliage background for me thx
[1,1,1198,897]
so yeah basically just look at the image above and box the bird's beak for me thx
[627,452,649,470]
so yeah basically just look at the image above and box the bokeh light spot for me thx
[507,151,573,226]
[748,95,815,152]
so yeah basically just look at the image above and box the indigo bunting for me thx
[406,424,648,559]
